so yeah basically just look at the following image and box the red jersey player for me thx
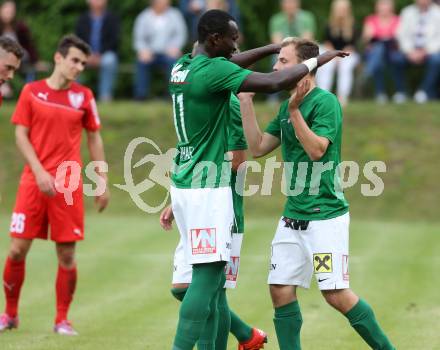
[0,35,110,335]
[0,36,23,106]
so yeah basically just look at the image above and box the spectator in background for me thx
[133,0,187,100]
[316,0,359,106]
[269,0,316,44]
[0,0,39,97]
[396,0,440,103]
[268,0,316,102]
[362,0,404,104]
[180,0,241,42]
[75,0,120,102]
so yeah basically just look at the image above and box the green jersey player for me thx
[161,93,266,350]
[239,37,395,350]
[163,9,348,350]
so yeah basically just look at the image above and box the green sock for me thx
[230,310,253,342]
[197,288,220,350]
[171,287,188,302]
[214,288,231,350]
[273,301,302,350]
[345,299,395,350]
[173,262,226,350]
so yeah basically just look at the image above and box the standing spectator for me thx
[133,0,187,100]
[316,0,359,106]
[269,0,317,45]
[75,0,120,102]
[396,0,440,103]
[180,0,241,42]
[0,0,39,97]
[362,0,404,104]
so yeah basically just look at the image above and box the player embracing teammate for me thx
[163,9,347,350]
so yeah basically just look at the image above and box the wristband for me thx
[302,57,318,72]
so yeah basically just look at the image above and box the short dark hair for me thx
[0,36,24,59]
[197,9,235,43]
[56,34,91,57]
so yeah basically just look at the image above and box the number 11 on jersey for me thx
[172,94,188,143]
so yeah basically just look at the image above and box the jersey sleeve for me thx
[82,89,101,131]
[310,94,340,143]
[265,116,281,139]
[265,102,285,139]
[227,95,248,151]
[11,84,32,127]
[206,58,252,94]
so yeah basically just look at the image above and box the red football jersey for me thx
[11,80,101,183]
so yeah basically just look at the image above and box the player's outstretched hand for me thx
[317,50,350,67]
[288,79,311,111]
[36,169,56,197]
[95,186,110,213]
[160,205,174,231]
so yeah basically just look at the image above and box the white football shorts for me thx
[268,212,350,290]
[170,186,234,265]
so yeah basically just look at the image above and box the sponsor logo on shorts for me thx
[313,253,333,273]
[73,228,82,236]
[270,263,277,271]
[342,255,349,281]
[190,228,216,255]
[225,256,240,282]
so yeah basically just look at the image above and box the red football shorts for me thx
[9,181,84,242]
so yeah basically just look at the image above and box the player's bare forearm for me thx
[16,125,56,196]
[239,51,349,93]
[239,95,265,157]
[239,94,279,157]
[87,131,110,211]
[289,109,329,161]
[86,131,106,174]
[230,44,281,68]
[15,125,45,175]
[239,64,309,93]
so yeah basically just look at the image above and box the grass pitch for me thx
[0,214,438,350]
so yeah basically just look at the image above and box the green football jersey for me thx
[227,94,248,152]
[169,54,252,189]
[228,94,248,233]
[265,87,349,220]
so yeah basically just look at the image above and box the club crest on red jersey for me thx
[190,228,217,255]
[68,91,85,109]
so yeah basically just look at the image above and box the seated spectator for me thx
[0,0,39,97]
[316,0,359,106]
[180,0,241,42]
[396,0,440,103]
[133,0,187,100]
[75,0,120,102]
[362,0,405,104]
[269,0,317,44]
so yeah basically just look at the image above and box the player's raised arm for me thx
[230,43,281,68]
[238,92,280,158]
[239,50,349,93]
[288,79,330,161]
